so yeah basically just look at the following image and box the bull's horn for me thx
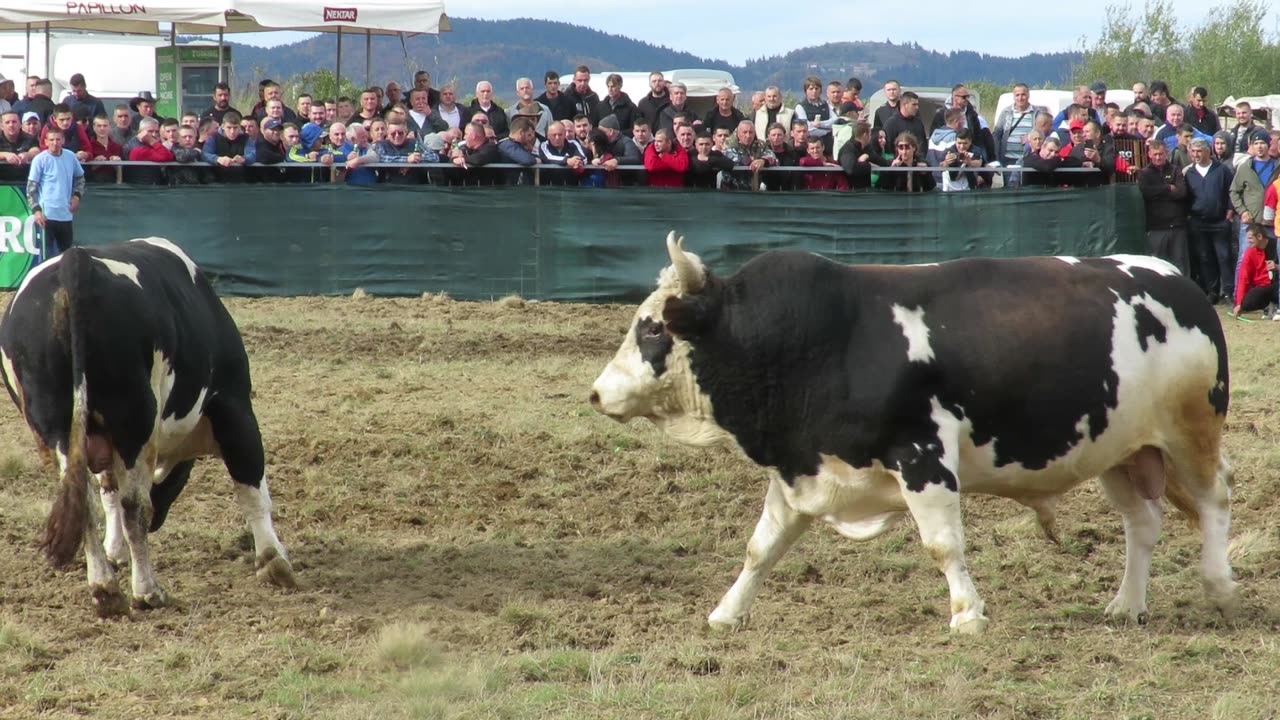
[666,231,704,294]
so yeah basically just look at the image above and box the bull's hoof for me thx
[91,582,130,618]
[707,607,748,632]
[131,587,170,610]
[951,616,989,635]
[1105,597,1149,625]
[256,549,298,590]
[1206,580,1240,621]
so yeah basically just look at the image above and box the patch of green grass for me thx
[0,453,26,481]
[514,650,594,682]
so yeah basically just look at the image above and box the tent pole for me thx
[218,29,225,82]
[365,30,371,87]
[43,22,49,82]
[24,24,30,82]
[335,26,343,93]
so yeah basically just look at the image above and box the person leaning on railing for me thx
[875,132,935,192]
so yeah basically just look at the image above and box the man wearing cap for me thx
[0,110,39,182]
[63,73,106,123]
[129,91,165,132]
[596,114,642,167]
[505,78,552,139]
[1230,129,1277,276]
[26,123,85,258]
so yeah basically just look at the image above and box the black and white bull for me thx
[590,232,1236,633]
[0,238,295,616]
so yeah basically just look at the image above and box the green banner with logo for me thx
[0,185,39,289]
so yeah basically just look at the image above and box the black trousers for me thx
[1240,283,1275,313]
[1188,219,1231,298]
[43,219,74,256]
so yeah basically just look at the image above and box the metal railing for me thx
[74,159,1103,188]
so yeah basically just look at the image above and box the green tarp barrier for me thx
[64,184,1144,301]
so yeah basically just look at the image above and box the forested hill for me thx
[225,18,1078,97]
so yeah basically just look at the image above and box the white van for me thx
[0,30,165,104]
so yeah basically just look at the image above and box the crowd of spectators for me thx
[0,67,1278,207]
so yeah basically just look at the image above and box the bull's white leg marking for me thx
[235,477,297,588]
[99,484,128,566]
[1098,467,1162,623]
[1187,456,1238,618]
[894,399,987,634]
[709,475,812,630]
[118,455,167,609]
[54,451,125,616]
[890,305,934,363]
[91,257,142,288]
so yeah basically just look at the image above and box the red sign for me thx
[65,3,147,15]
[323,7,357,21]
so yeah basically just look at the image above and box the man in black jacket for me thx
[1184,137,1234,302]
[636,72,669,131]
[881,92,927,157]
[536,71,576,122]
[598,74,637,132]
[565,65,601,123]
[1139,139,1189,275]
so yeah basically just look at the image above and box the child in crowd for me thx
[1232,224,1277,319]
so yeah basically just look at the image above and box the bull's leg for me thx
[84,498,128,617]
[1196,456,1238,618]
[98,483,129,566]
[893,415,986,634]
[210,402,296,589]
[118,455,168,609]
[1167,450,1238,618]
[1098,465,1162,623]
[708,475,812,630]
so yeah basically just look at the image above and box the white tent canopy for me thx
[209,0,450,35]
[0,0,450,35]
[0,0,226,33]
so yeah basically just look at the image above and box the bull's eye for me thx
[645,321,665,338]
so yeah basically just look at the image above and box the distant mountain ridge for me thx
[225,18,1079,100]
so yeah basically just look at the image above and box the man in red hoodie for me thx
[643,128,688,187]
[40,104,92,162]
[1231,224,1276,318]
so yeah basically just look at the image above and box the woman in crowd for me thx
[875,132,935,192]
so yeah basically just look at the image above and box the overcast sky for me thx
[234,2,1271,65]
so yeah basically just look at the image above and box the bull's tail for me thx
[42,248,93,567]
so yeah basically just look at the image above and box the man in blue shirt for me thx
[25,125,85,258]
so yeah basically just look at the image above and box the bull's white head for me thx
[589,232,729,447]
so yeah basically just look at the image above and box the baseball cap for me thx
[262,118,283,130]
[21,111,38,123]
[1089,81,1107,94]
[1250,128,1271,145]
[1069,119,1085,131]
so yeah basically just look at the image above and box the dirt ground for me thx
[0,293,1279,719]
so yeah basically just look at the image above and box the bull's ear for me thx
[663,292,714,338]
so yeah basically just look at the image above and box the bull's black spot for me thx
[1133,304,1167,352]
[635,317,673,377]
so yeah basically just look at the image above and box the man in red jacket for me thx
[40,104,92,161]
[643,128,688,187]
